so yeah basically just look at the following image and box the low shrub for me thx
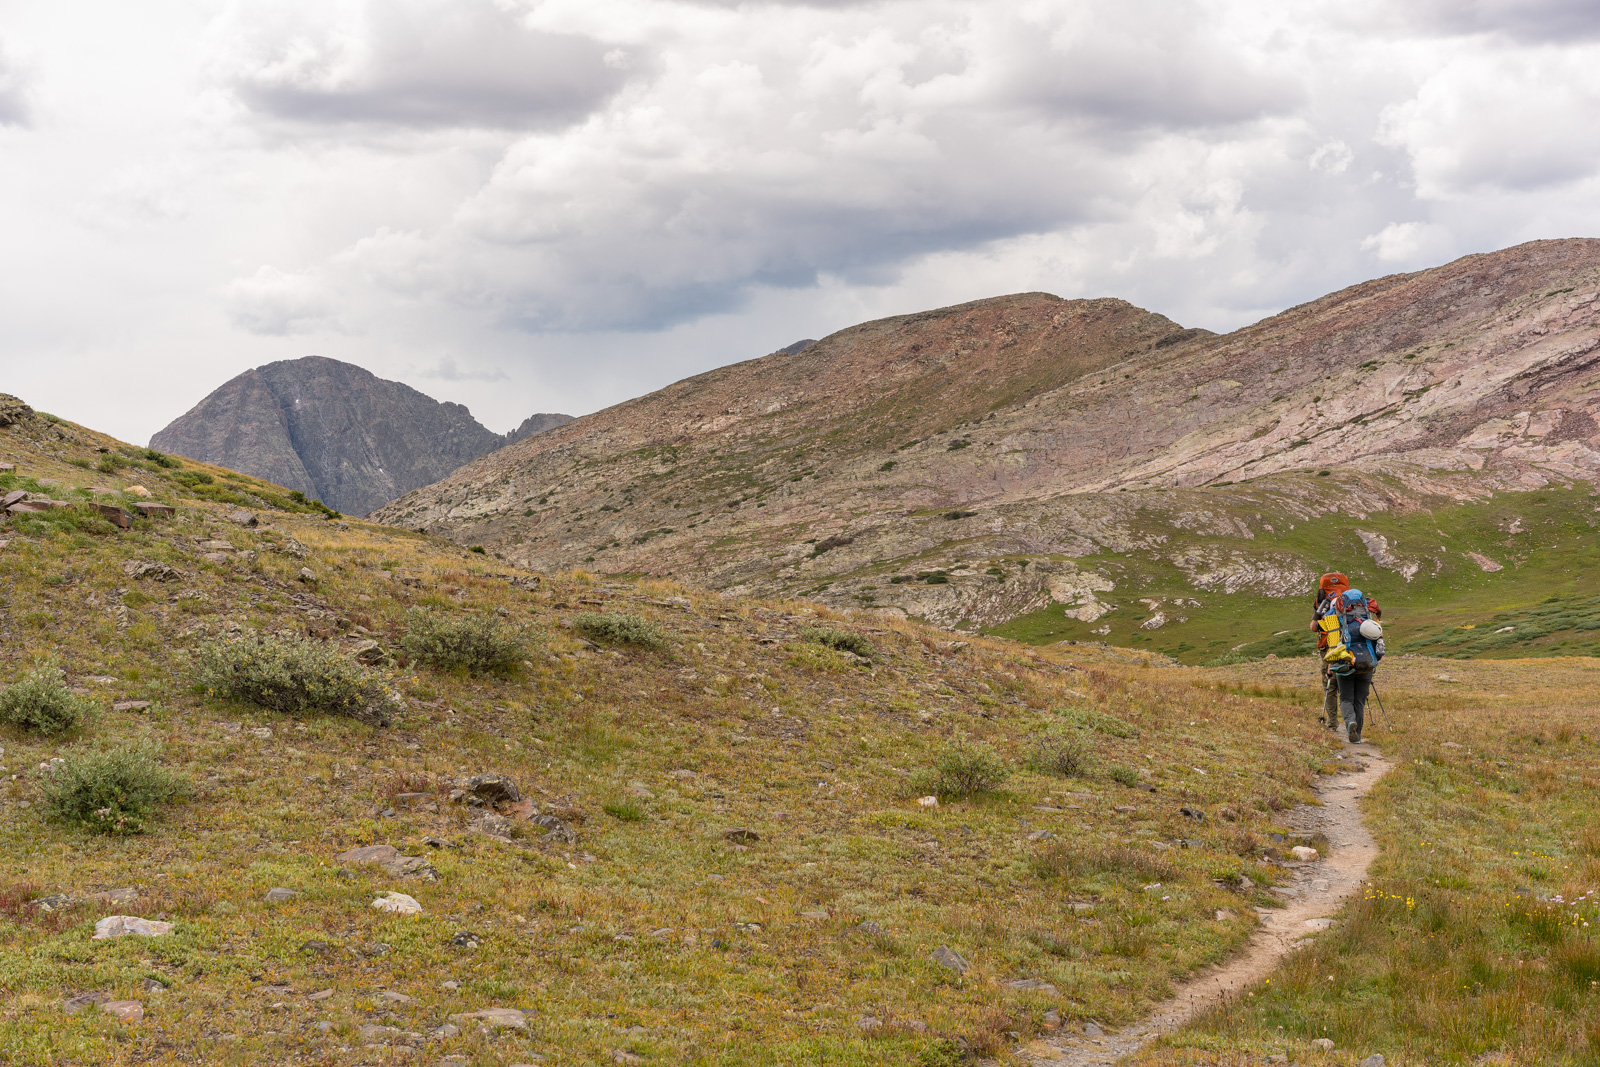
[1058,705,1140,738]
[572,612,666,649]
[0,659,93,736]
[400,610,525,675]
[194,634,398,725]
[919,741,1009,798]
[801,625,874,659]
[603,799,647,822]
[1030,730,1094,777]
[1105,764,1140,787]
[39,742,189,835]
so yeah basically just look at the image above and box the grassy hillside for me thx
[0,401,1346,1065]
[1135,656,1600,1066]
[987,478,1600,666]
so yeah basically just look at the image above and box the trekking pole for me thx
[1370,684,1391,731]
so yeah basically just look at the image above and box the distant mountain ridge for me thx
[368,239,1600,661]
[150,357,570,516]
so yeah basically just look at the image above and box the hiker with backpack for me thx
[1310,574,1383,743]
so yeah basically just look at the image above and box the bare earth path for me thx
[1022,744,1393,1066]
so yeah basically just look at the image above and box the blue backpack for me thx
[1337,589,1383,670]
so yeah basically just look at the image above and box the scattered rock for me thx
[1311,1038,1335,1052]
[1026,829,1055,841]
[62,991,109,1014]
[472,812,515,840]
[1007,978,1059,995]
[917,795,939,808]
[226,509,259,527]
[799,910,830,920]
[1084,1022,1105,1038]
[451,931,482,948]
[449,1007,527,1030]
[1113,805,1136,814]
[101,1000,144,1024]
[336,844,437,879]
[300,939,334,955]
[1291,846,1320,862]
[92,503,133,529]
[857,1016,883,1032]
[141,977,167,993]
[432,1022,461,1039]
[1216,909,1237,921]
[378,990,415,1005]
[297,567,317,583]
[612,1052,643,1066]
[1361,1056,1385,1067]
[264,887,299,903]
[371,892,423,917]
[723,828,760,844]
[933,945,969,974]
[133,502,175,519]
[1179,805,1205,822]
[122,560,186,581]
[93,916,173,939]
[308,989,334,1001]
[112,700,151,713]
[856,920,885,936]
[454,773,521,807]
[34,893,74,912]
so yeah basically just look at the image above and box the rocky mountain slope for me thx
[152,357,570,517]
[370,240,1600,660]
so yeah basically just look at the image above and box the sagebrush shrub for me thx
[194,634,398,725]
[919,741,1009,798]
[1106,764,1140,787]
[572,612,666,649]
[0,659,92,736]
[800,625,874,658]
[1030,730,1094,777]
[400,610,524,675]
[40,742,189,835]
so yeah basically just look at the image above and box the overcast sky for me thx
[3,0,1600,444]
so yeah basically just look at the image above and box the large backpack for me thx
[1336,590,1383,670]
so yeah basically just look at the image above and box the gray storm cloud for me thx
[215,0,630,130]
[0,39,33,127]
[5,0,1600,445]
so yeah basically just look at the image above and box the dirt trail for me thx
[1022,744,1393,1066]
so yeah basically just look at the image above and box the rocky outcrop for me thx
[370,240,1600,628]
[151,357,569,516]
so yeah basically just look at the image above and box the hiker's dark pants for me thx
[1321,667,1339,727]
[1337,670,1373,735]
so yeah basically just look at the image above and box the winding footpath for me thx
[1023,746,1393,1066]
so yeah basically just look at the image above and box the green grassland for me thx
[0,412,1350,1065]
[989,478,1600,666]
[1136,655,1600,1066]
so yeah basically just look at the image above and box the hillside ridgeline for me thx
[370,240,1600,662]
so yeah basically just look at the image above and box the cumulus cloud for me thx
[220,1,1311,332]
[415,356,508,382]
[1378,47,1600,197]
[1389,0,1600,43]
[0,38,34,127]
[221,266,342,335]
[212,0,629,130]
[13,0,1600,443]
